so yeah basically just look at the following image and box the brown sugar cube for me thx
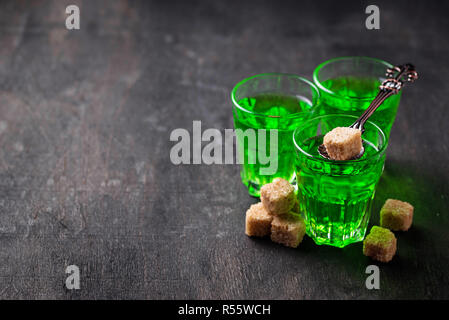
[323,127,363,160]
[270,213,306,248]
[380,199,414,231]
[245,202,273,237]
[363,226,397,263]
[260,178,295,215]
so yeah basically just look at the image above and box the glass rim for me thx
[231,72,320,119]
[292,114,388,164]
[312,56,393,102]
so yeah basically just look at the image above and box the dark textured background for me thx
[0,0,448,299]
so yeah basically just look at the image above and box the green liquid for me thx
[233,93,314,196]
[295,135,385,247]
[320,76,401,137]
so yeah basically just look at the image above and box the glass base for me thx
[246,180,262,197]
[306,225,367,248]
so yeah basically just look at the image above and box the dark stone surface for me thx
[0,0,447,299]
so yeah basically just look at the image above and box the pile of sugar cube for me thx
[245,177,414,262]
[245,178,305,248]
[363,199,414,262]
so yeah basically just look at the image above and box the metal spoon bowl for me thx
[318,143,365,160]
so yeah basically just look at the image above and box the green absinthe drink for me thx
[293,115,386,248]
[232,74,319,197]
[235,94,311,192]
[313,57,401,138]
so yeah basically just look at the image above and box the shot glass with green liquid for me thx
[293,115,387,247]
[231,73,319,197]
[313,56,401,138]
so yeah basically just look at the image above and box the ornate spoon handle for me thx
[350,63,418,132]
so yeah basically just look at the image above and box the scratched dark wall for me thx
[0,0,448,299]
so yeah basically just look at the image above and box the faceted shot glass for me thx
[293,115,387,248]
[313,56,401,139]
[231,73,320,197]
